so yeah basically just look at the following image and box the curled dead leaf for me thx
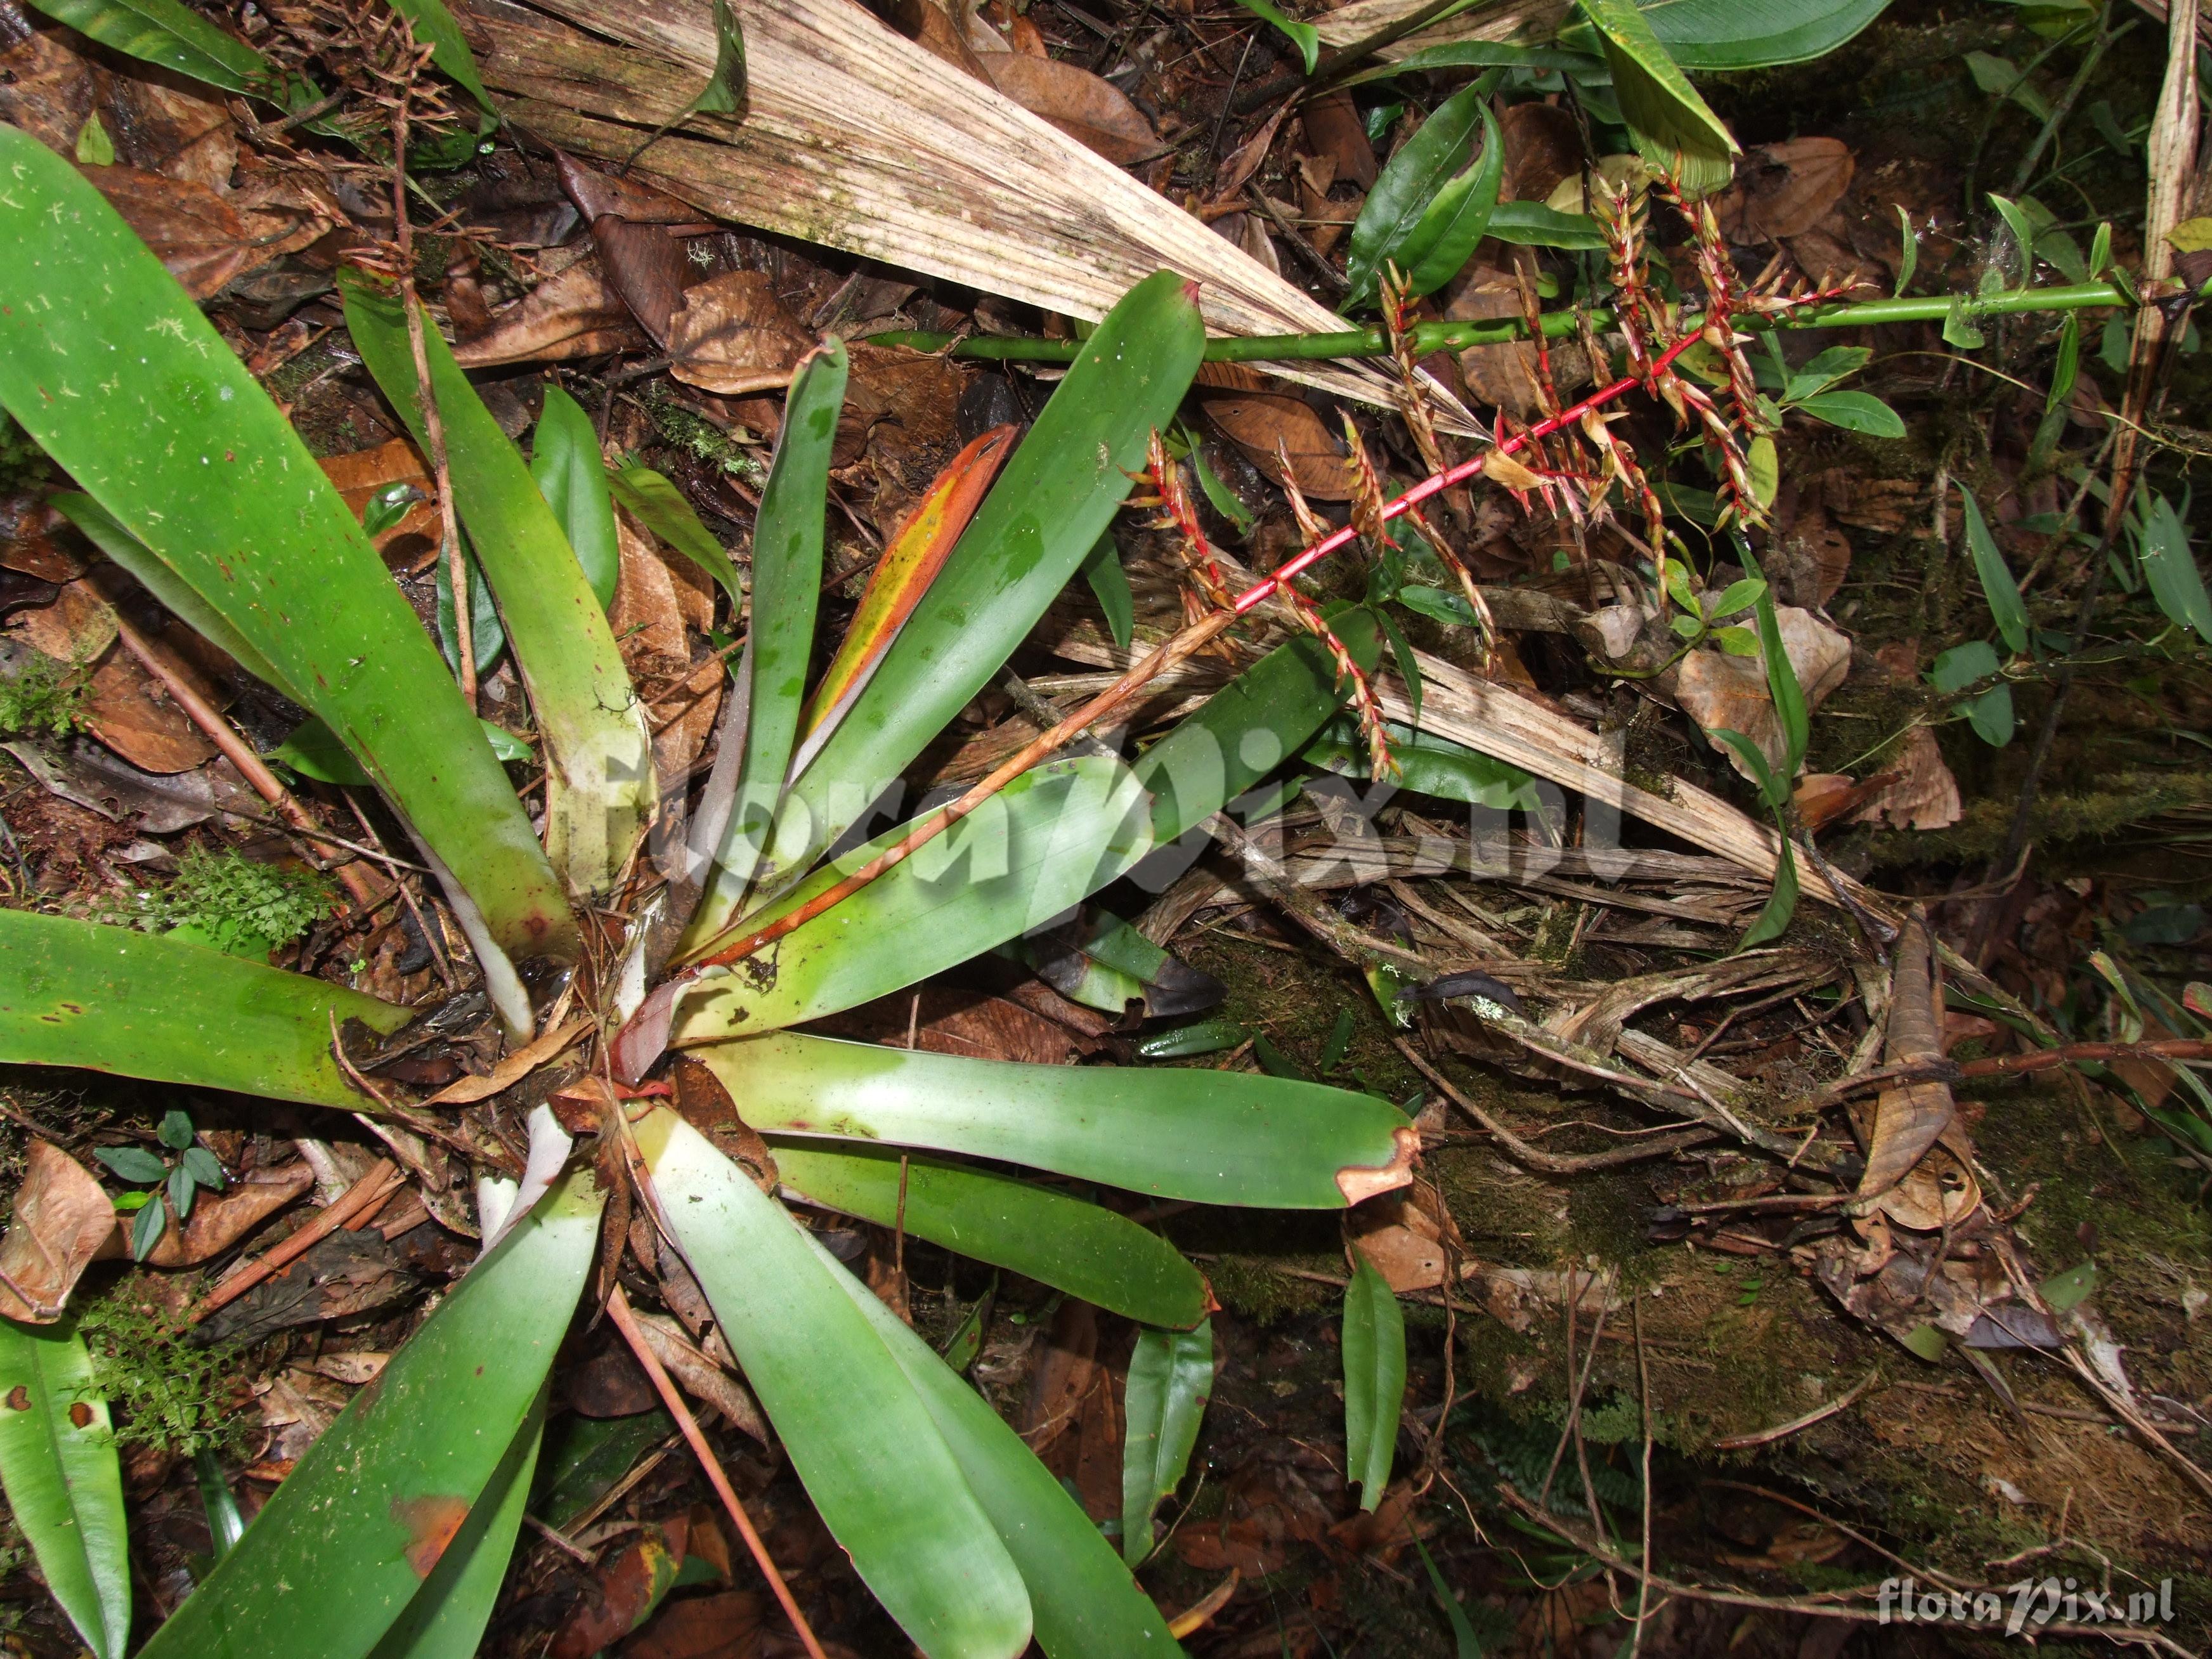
[0,1141,119,1321]
[1719,138,1856,244]
[450,254,653,367]
[1849,726,1962,832]
[79,165,256,301]
[667,270,814,396]
[979,52,1155,165]
[145,1162,316,1268]
[1201,390,1350,500]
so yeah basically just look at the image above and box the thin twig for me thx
[605,1285,829,1659]
[193,1159,400,1320]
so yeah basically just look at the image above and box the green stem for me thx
[866,281,2140,365]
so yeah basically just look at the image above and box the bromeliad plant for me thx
[0,125,1420,1658]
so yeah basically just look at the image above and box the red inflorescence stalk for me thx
[1232,328,1708,617]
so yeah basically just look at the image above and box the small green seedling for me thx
[96,1111,226,1261]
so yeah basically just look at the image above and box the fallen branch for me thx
[193,1159,401,1320]
[1956,1037,2212,1079]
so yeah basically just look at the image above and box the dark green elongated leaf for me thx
[1376,609,1422,722]
[383,0,495,112]
[607,462,745,613]
[675,758,1152,1034]
[93,1146,167,1185]
[1341,1252,1405,1511]
[633,1110,1033,1659]
[270,715,529,783]
[530,1412,672,1530]
[1230,0,1317,72]
[2138,492,2212,640]
[1306,717,1540,811]
[1578,0,1738,197]
[0,911,410,1110]
[1894,205,1919,297]
[365,1408,545,1659]
[1708,726,1781,810]
[20,0,264,93]
[1135,607,1381,845]
[1986,193,2037,286]
[342,271,654,900]
[1345,80,1493,304]
[807,1231,1181,1659]
[687,1032,1416,1210]
[1957,486,2029,656]
[725,271,1204,930]
[0,131,571,962]
[138,1172,601,1659]
[1633,0,1889,70]
[1486,201,1607,250]
[1134,1018,1246,1059]
[704,342,846,897]
[433,531,505,678]
[1120,1322,1212,1566]
[1736,831,1800,948]
[49,493,291,695]
[1792,390,1904,438]
[0,1320,128,1659]
[1081,534,1135,651]
[772,1143,1207,1329]
[195,1450,245,1562]
[530,386,619,610]
[1404,103,1504,297]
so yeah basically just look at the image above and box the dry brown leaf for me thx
[1793,770,1899,834]
[1446,264,1545,421]
[610,512,722,786]
[450,254,653,367]
[1854,914,1973,1229]
[811,986,1092,1064]
[6,578,116,665]
[1849,726,1962,832]
[617,1589,763,1659]
[1201,390,1350,500]
[1215,104,1291,201]
[1300,88,1377,190]
[1669,606,1851,782]
[144,1162,316,1268]
[0,28,97,157]
[1720,138,1855,242]
[1498,100,1580,205]
[977,51,1155,164]
[1019,1296,1097,1453]
[0,1142,118,1321]
[79,166,259,301]
[82,650,216,775]
[667,270,814,396]
[629,1310,768,1444]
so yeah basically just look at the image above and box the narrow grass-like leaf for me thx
[806,1232,1181,1659]
[687,1032,1415,1209]
[0,1320,127,1659]
[1414,1534,1483,1656]
[384,0,496,112]
[632,1109,1033,1659]
[342,271,654,899]
[676,757,1152,1031]
[709,342,846,895]
[1345,81,1492,304]
[1121,1322,1212,1566]
[1135,607,1381,845]
[0,911,410,1110]
[1341,1251,1405,1511]
[607,461,744,613]
[718,271,1204,932]
[1956,486,2029,656]
[2047,313,2081,412]
[1578,0,1739,197]
[1737,833,1800,948]
[0,131,571,960]
[530,386,619,610]
[772,1143,1207,1327]
[20,0,265,93]
[1230,0,1317,73]
[1741,550,1807,772]
[139,1172,600,1659]
[365,1406,545,1659]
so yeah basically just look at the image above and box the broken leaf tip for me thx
[1335,1125,1419,1206]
